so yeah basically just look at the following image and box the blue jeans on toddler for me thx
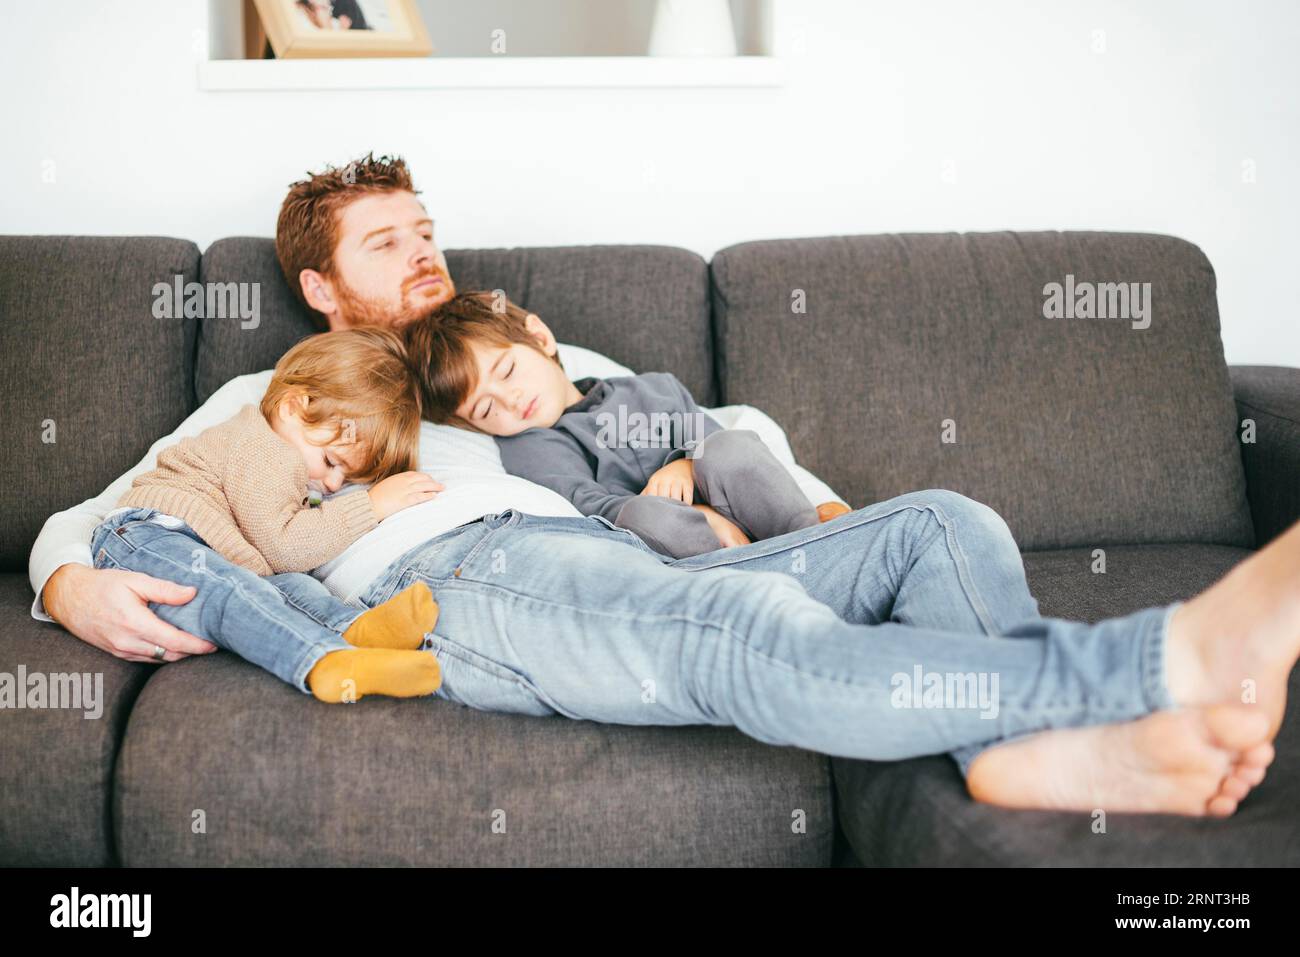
[91,506,377,693]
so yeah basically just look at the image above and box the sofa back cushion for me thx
[196,239,715,406]
[710,231,1254,550]
[0,236,199,571]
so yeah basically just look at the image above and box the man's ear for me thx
[523,312,559,357]
[299,269,341,321]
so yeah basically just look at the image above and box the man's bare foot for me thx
[1229,742,1276,788]
[1164,520,1300,739]
[966,704,1273,816]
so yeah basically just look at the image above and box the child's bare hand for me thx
[692,504,751,548]
[641,458,695,504]
[367,471,444,520]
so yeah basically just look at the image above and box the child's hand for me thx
[641,458,695,504]
[367,471,445,521]
[692,504,751,548]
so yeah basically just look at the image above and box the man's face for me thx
[324,191,456,330]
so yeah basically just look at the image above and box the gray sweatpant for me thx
[613,429,820,558]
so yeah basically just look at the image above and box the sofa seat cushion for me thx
[1018,542,1250,622]
[831,543,1300,866]
[115,650,832,866]
[0,574,151,865]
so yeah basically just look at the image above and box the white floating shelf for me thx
[198,56,785,91]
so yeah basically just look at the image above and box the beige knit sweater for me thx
[117,404,379,576]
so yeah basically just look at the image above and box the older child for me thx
[91,326,444,702]
[404,292,819,558]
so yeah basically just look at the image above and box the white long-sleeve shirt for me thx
[28,344,846,616]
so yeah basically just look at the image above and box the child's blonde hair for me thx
[260,325,421,484]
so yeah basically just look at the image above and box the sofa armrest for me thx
[1230,365,1300,547]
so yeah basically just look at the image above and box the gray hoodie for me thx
[494,373,722,522]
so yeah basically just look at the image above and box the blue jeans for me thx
[357,490,1178,776]
[91,506,371,693]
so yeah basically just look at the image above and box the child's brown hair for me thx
[402,290,562,426]
[261,325,422,484]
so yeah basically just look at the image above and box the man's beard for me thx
[330,266,455,328]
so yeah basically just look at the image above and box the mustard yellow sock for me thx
[307,648,442,704]
[343,582,439,650]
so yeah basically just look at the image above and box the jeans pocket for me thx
[93,544,121,570]
[427,633,563,719]
[110,517,168,552]
[586,514,664,559]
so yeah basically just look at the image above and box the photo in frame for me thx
[250,0,433,58]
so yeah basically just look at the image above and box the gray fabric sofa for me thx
[1,232,1296,866]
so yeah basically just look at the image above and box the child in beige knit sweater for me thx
[90,326,445,704]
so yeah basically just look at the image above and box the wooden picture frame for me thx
[243,0,270,58]
[251,0,433,59]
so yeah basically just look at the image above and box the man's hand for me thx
[642,458,695,504]
[692,504,751,548]
[42,563,217,663]
[367,471,444,521]
[816,501,852,523]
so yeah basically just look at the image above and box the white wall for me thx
[3,0,1296,365]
